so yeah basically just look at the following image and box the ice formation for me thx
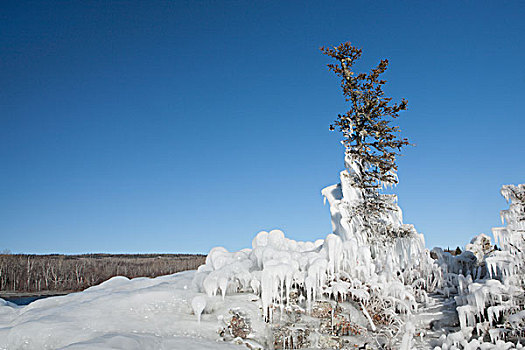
[191,295,207,323]
[192,176,525,348]
[192,154,441,347]
[433,184,525,349]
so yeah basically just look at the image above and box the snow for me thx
[0,271,256,349]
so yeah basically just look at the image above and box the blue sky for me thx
[1,1,524,254]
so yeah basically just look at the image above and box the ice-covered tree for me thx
[321,42,411,240]
[191,42,439,349]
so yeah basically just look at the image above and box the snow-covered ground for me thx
[0,271,256,349]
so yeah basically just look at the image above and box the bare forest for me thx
[0,253,206,296]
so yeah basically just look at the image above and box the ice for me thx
[194,223,434,328]
[191,295,206,323]
[361,302,377,331]
[465,234,494,261]
[508,310,525,328]
[434,184,525,348]
[185,151,445,349]
[488,328,506,343]
[400,321,415,349]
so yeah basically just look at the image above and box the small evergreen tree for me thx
[321,42,411,218]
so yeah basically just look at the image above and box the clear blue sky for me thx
[1,1,524,254]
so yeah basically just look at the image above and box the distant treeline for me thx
[0,253,206,295]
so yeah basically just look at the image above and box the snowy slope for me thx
[0,271,253,349]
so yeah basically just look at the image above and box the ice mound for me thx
[193,160,441,347]
[434,184,525,349]
[194,227,437,319]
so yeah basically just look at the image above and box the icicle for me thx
[191,295,206,323]
[361,303,376,331]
